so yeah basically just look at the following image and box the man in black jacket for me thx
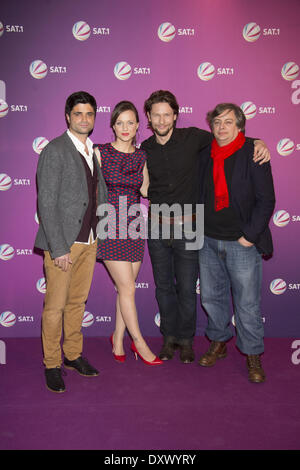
[141,91,271,364]
[197,103,275,382]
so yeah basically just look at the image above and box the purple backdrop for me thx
[1,0,300,338]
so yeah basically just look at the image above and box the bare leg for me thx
[112,294,126,355]
[104,260,156,362]
[111,261,141,355]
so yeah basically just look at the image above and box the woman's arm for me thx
[140,162,149,198]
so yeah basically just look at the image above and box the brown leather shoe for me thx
[247,355,266,383]
[198,341,227,367]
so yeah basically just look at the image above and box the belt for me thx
[149,212,197,225]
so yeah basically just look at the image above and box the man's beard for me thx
[152,123,174,137]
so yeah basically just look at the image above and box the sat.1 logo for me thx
[0,99,9,117]
[0,311,16,327]
[277,138,295,156]
[0,174,12,191]
[197,62,215,81]
[114,61,132,80]
[72,21,91,41]
[157,22,176,42]
[29,60,48,79]
[270,279,287,295]
[243,23,261,42]
[0,244,15,261]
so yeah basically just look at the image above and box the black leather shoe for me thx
[159,340,178,361]
[179,344,195,363]
[64,356,99,376]
[45,367,66,393]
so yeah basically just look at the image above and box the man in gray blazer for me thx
[35,91,107,393]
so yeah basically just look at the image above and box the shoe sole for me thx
[46,385,65,393]
[248,375,266,383]
[159,344,179,361]
[159,355,174,361]
[180,356,195,363]
[64,365,99,376]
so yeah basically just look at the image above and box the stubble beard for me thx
[152,123,174,138]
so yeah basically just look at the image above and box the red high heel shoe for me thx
[131,342,163,365]
[110,334,126,363]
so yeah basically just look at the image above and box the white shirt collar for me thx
[67,129,93,154]
[67,129,94,173]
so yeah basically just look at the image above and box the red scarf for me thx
[210,131,245,211]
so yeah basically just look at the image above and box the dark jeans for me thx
[147,223,199,345]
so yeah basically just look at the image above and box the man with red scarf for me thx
[197,103,275,383]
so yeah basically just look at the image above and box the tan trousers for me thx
[42,241,97,368]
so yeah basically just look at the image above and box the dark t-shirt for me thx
[203,152,243,241]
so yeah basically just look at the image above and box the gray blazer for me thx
[34,131,108,259]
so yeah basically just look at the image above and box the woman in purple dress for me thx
[95,101,162,365]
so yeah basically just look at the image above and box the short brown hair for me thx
[206,103,246,133]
